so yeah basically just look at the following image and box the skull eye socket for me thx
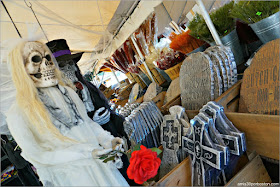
[32,55,42,63]
[45,54,51,61]
[58,61,66,68]
[68,60,74,66]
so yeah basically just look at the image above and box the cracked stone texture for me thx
[180,52,213,110]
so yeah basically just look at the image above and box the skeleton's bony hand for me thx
[93,107,110,125]
[91,148,113,159]
[111,137,125,158]
[111,137,124,169]
[111,137,124,150]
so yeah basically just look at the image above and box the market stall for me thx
[1,0,279,186]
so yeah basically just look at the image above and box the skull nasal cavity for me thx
[45,61,50,65]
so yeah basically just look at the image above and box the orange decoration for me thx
[169,30,205,54]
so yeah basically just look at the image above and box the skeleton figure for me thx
[6,41,129,186]
[58,59,79,83]
[46,40,129,139]
[46,39,135,185]
[23,42,58,88]
[58,58,107,123]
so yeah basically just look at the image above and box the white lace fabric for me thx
[6,86,129,186]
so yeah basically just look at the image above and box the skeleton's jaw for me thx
[31,69,58,88]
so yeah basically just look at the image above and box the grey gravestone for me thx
[143,82,162,102]
[160,115,182,178]
[197,112,230,166]
[207,46,232,89]
[180,52,213,110]
[214,45,237,87]
[223,46,238,85]
[128,83,141,103]
[204,53,223,98]
[200,102,246,155]
[164,77,181,105]
[205,50,228,93]
[182,116,224,186]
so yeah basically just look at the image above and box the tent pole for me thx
[195,0,222,45]
[110,68,120,86]
[130,36,155,82]
[1,0,22,38]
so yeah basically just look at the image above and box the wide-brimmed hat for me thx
[46,39,84,62]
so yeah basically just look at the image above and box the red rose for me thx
[127,145,161,184]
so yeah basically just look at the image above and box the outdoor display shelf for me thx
[2,1,279,186]
[151,153,271,186]
[159,80,279,161]
[134,91,167,109]
[137,79,277,186]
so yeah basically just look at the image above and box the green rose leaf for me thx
[103,156,115,163]
[99,155,108,160]
[131,144,141,152]
[150,148,162,155]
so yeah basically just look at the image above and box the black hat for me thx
[46,39,84,62]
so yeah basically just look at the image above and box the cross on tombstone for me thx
[182,116,224,186]
[159,115,181,178]
[200,102,246,155]
[163,120,179,149]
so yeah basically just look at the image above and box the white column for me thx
[195,0,222,45]
[110,68,120,86]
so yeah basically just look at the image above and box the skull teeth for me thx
[42,70,55,78]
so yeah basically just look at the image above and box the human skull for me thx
[23,42,58,88]
[58,60,78,83]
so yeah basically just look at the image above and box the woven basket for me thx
[125,72,146,89]
[164,62,183,80]
[139,63,166,85]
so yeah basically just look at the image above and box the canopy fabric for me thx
[1,0,120,72]
[1,0,218,74]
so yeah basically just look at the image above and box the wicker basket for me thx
[139,63,166,85]
[164,62,183,80]
[125,72,146,89]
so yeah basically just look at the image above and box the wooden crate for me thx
[152,91,166,109]
[133,92,167,109]
[115,98,129,107]
[134,95,144,103]
[160,80,242,114]
[164,62,183,81]
[161,94,181,114]
[155,156,192,186]
[139,63,166,86]
[185,110,280,161]
[125,72,147,89]
[104,88,115,99]
[215,80,242,112]
[125,72,137,83]
[225,155,271,186]
[155,79,278,185]
[153,152,270,186]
